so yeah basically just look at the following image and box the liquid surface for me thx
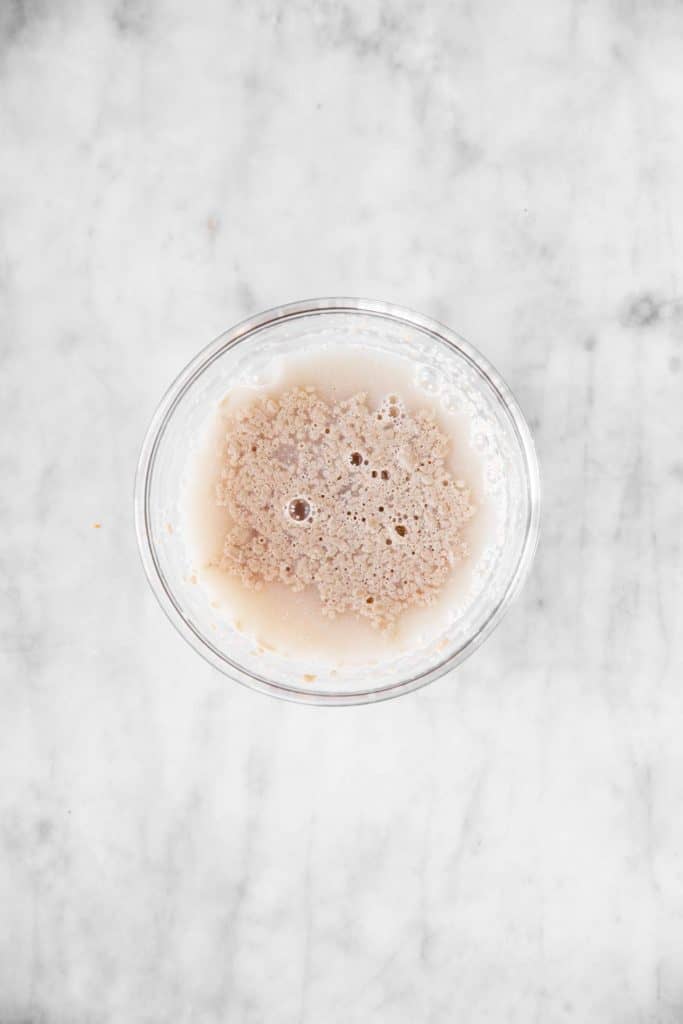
[186,348,496,666]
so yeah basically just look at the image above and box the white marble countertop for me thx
[2,1,682,1021]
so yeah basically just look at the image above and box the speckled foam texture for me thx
[215,386,475,628]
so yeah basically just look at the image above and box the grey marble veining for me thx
[1,0,682,1021]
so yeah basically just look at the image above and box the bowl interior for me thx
[137,303,539,704]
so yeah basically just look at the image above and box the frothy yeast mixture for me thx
[187,349,493,665]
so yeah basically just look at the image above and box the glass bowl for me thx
[135,298,540,705]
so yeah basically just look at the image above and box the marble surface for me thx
[1,0,683,1020]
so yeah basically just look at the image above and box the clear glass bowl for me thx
[135,298,540,705]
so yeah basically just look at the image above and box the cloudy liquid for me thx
[185,348,495,667]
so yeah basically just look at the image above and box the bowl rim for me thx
[134,297,541,706]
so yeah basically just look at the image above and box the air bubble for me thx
[288,498,311,522]
[416,367,439,393]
